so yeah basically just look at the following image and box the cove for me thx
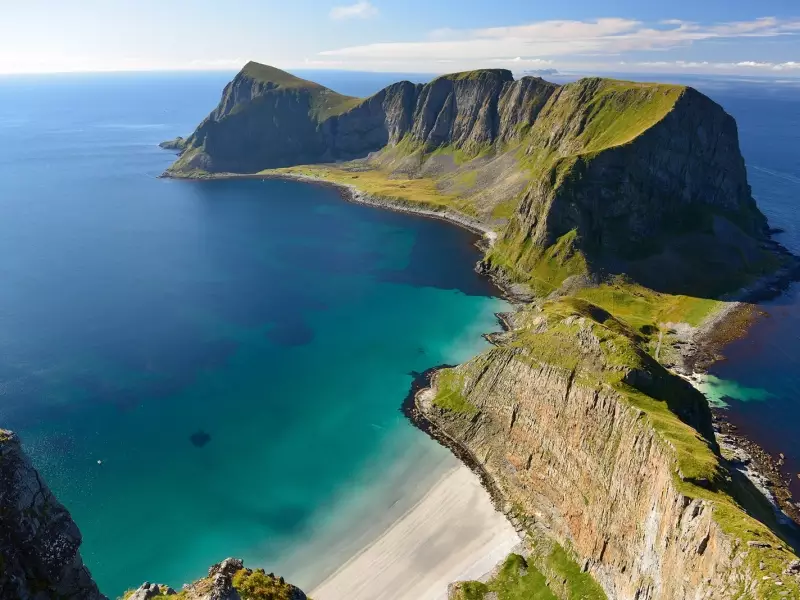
[0,73,508,596]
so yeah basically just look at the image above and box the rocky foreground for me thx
[122,559,306,600]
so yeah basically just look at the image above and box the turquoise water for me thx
[0,73,508,595]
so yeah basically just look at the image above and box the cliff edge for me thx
[415,301,800,599]
[0,430,106,600]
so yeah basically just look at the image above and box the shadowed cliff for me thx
[166,63,775,300]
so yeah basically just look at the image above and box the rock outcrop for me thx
[124,558,307,600]
[0,430,105,600]
[416,302,800,600]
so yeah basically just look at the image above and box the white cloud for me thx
[319,16,800,66]
[633,60,800,72]
[330,1,378,20]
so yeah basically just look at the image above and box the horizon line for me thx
[1,66,800,82]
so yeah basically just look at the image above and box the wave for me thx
[750,165,800,186]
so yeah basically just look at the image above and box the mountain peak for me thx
[240,61,323,90]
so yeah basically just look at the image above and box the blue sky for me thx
[1,1,799,76]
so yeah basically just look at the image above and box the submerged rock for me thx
[190,430,211,447]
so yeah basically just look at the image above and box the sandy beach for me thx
[310,464,520,600]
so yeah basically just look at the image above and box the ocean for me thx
[0,69,798,597]
[682,77,800,501]
[0,71,507,595]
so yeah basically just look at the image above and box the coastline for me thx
[675,244,800,527]
[165,166,800,591]
[308,464,520,600]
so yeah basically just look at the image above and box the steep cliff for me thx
[486,78,769,297]
[0,430,105,600]
[166,64,558,176]
[417,301,800,600]
[167,63,772,298]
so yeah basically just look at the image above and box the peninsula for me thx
[3,62,799,600]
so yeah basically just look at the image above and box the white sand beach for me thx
[310,464,520,600]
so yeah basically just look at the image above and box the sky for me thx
[1,1,799,77]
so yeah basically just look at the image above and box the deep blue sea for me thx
[0,69,798,597]
[0,72,507,595]
[681,77,800,501]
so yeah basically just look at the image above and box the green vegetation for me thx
[489,229,588,297]
[572,80,683,153]
[233,569,299,600]
[240,61,364,122]
[264,165,480,217]
[432,369,479,415]
[538,541,608,600]
[434,68,512,83]
[453,554,557,600]
[454,544,607,600]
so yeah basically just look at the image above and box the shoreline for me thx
[308,464,521,600]
[676,245,800,527]
[163,170,533,305]
[167,165,800,587]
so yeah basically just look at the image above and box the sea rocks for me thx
[0,430,106,600]
[127,582,175,600]
[159,137,186,152]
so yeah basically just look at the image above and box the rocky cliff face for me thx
[491,78,768,295]
[0,430,105,600]
[167,64,558,175]
[418,303,800,600]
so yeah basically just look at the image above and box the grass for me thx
[443,288,799,597]
[538,541,608,600]
[576,80,684,153]
[240,61,364,122]
[576,279,721,331]
[434,69,513,83]
[432,369,479,415]
[491,198,519,220]
[454,543,608,600]
[263,164,481,217]
[454,554,558,600]
[233,569,300,600]
[487,229,588,296]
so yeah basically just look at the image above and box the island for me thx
[2,61,799,600]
